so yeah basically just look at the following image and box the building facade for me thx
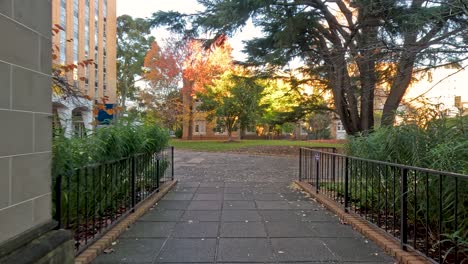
[52,0,117,137]
[0,1,74,262]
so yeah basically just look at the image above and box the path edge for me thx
[74,180,178,264]
[293,180,431,264]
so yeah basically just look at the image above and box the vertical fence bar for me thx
[439,174,443,262]
[171,146,174,181]
[131,156,136,212]
[401,168,408,250]
[92,167,96,239]
[315,152,320,193]
[425,172,429,256]
[299,148,302,181]
[67,173,71,230]
[329,153,336,184]
[156,158,160,192]
[76,169,80,250]
[55,174,62,229]
[104,164,108,228]
[384,166,388,232]
[84,168,88,246]
[413,170,417,250]
[344,157,349,212]
[454,177,458,264]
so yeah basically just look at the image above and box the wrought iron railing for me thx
[299,148,468,264]
[54,146,174,254]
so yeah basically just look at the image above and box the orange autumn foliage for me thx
[143,41,181,90]
[182,35,233,95]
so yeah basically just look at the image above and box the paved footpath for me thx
[93,150,394,264]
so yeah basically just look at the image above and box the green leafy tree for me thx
[306,111,332,139]
[259,77,327,133]
[197,71,265,141]
[117,15,154,113]
[150,0,468,135]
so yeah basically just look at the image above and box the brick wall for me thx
[0,0,53,244]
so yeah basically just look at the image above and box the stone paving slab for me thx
[93,150,394,264]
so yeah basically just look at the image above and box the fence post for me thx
[131,156,136,212]
[156,158,160,192]
[55,174,62,229]
[315,152,320,193]
[171,146,174,181]
[299,148,302,181]
[344,157,349,213]
[400,168,408,250]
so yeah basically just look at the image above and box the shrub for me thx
[53,121,170,176]
[52,121,170,236]
[175,127,183,138]
[345,115,468,262]
[346,116,468,174]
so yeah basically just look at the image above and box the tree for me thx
[197,70,265,140]
[150,0,468,135]
[117,15,154,113]
[141,39,185,131]
[143,40,182,99]
[305,111,332,139]
[258,76,327,133]
[138,89,184,131]
[182,36,233,139]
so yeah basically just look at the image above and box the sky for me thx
[116,0,262,61]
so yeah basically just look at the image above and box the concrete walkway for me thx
[93,150,394,264]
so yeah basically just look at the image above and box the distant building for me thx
[52,0,117,137]
[403,68,468,116]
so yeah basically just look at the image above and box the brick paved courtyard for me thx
[93,150,394,263]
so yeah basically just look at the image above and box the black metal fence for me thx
[54,146,174,254]
[299,148,468,264]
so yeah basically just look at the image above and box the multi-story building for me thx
[52,0,117,137]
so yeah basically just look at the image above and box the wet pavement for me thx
[93,150,394,264]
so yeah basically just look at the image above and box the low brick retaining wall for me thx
[294,180,431,264]
[75,180,178,264]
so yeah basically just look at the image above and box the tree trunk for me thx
[356,23,378,134]
[381,24,419,126]
[182,78,195,140]
[329,54,362,135]
[240,127,246,139]
[381,55,417,126]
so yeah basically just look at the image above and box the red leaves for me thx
[143,41,181,88]
[52,24,64,36]
[54,24,65,31]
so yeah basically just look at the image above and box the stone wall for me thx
[0,0,53,244]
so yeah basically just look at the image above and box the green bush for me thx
[53,121,170,177]
[346,116,468,174]
[52,121,170,232]
[345,115,468,262]
[175,127,183,138]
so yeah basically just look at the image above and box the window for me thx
[73,0,79,63]
[194,99,202,112]
[214,126,227,135]
[336,120,345,131]
[194,121,206,135]
[59,0,66,64]
[84,0,89,56]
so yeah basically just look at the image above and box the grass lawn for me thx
[170,139,345,152]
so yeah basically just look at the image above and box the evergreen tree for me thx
[150,0,468,134]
